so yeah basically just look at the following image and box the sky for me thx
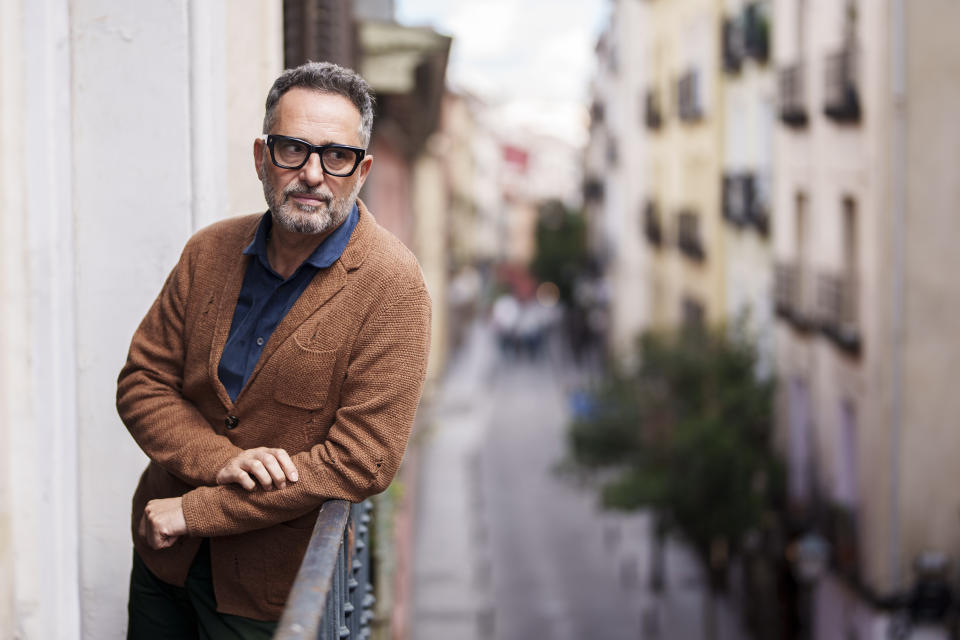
[395,0,611,147]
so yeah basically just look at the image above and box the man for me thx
[117,62,431,638]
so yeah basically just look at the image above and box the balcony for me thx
[722,18,744,74]
[676,210,705,262]
[583,177,604,203]
[778,63,808,127]
[644,89,663,130]
[824,48,861,123]
[643,200,663,248]
[275,500,374,639]
[722,173,752,228]
[816,271,861,355]
[677,70,704,122]
[774,262,816,331]
[742,2,769,63]
[723,173,770,236]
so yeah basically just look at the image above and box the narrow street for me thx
[410,321,747,640]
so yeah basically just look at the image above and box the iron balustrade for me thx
[644,89,663,130]
[742,2,769,63]
[643,200,663,247]
[816,271,861,354]
[723,18,744,73]
[677,69,704,122]
[274,500,375,640]
[774,262,817,331]
[676,210,706,262]
[824,48,861,122]
[778,63,808,127]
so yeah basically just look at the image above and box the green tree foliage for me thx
[529,200,590,304]
[567,324,783,592]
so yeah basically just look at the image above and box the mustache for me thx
[283,183,333,203]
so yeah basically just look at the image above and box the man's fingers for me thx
[243,458,273,489]
[218,466,257,491]
[258,454,288,489]
[273,449,299,483]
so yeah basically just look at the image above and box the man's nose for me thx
[299,151,326,186]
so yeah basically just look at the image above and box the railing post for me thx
[273,499,376,640]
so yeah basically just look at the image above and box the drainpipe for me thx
[889,0,907,594]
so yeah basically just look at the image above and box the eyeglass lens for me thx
[272,138,358,175]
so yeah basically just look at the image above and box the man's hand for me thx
[216,447,299,491]
[138,497,187,550]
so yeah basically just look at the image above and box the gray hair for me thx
[262,61,375,148]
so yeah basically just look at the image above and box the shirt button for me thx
[256,336,265,346]
[225,415,239,429]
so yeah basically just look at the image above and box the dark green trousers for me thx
[127,540,278,640]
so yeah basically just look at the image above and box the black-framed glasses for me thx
[263,134,366,177]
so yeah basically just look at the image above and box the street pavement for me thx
[410,320,748,640]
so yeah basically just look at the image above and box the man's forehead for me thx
[276,88,359,116]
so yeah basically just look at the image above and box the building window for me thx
[677,209,706,262]
[677,69,704,122]
[682,296,705,328]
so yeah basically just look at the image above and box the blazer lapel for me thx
[237,262,347,397]
[208,251,252,410]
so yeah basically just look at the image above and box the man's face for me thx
[254,88,372,236]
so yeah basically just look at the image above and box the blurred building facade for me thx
[721,0,775,375]
[585,0,653,357]
[773,0,960,637]
[590,0,960,638]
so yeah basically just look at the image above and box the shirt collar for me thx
[243,204,360,272]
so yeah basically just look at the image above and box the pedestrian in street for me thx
[117,61,431,639]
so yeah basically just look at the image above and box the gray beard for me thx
[262,164,361,235]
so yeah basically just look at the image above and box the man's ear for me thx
[253,137,265,180]
[355,154,373,189]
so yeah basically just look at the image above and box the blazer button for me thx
[225,415,239,429]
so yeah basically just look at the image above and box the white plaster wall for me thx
[0,1,281,636]
[70,3,196,636]
[1,0,82,637]
[607,0,650,357]
[899,0,960,576]
[226,0,285,217]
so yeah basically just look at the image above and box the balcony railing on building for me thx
[677,69,704,123]
[274,500,375,640]
[742,2,769,63]
[723,3,769,74]
[774,262,817,331]
[723,18,744,73]
[779,63,808,127]
[643,200,663,248]
[824,48,861,123]
[583,177,604,203]
[676,210,705,262]
[644,89,663,130]
[816,271,861,355]
[722,172,770,236]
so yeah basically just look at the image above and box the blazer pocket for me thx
[273,343,339,410]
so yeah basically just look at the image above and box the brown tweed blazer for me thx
[117,200,430,621]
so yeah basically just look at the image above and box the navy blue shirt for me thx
[217,205,359,401]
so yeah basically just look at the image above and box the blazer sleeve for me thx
[180,282,431,537]
[117,237,243,487]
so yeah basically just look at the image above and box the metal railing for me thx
[774,262,816,331]
[778,63,808,127]
[824,48,861,122]
[274,500,375,640]
[816,271,861,354]
[676,210,705,262]
[644,89,663,130]
[643,200,663,247]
